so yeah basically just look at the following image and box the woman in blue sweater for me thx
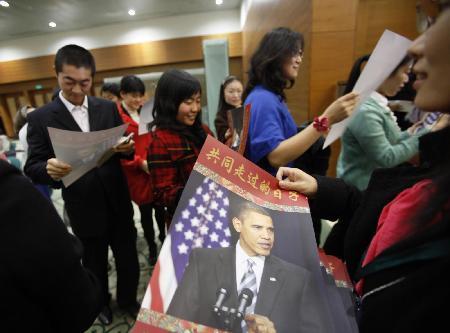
[244,27,359,176]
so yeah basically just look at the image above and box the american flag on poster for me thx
[141,177,231,313]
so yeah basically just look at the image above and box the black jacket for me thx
[310,127,450,332]
[24,96,134,237]
[0,160,102,332]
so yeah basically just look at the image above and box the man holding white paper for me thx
[25,44,140,325]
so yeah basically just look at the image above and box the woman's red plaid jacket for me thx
[148,126,213,220]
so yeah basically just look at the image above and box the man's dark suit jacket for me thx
[167,246,326,333]
[24,96,134,237]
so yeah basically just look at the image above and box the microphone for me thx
[236,288,254,319]
[213,287,228,314]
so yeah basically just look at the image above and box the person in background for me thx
[337,55,429,191]
[24,44,140,326]
[243,27,359,176]
[15,105,36,159]
[148,69,213,226]
[101,82,121,103]
[0,159,102,333]
[12,105,54,199]
[276,8,450,331]
[117,75,165,265]
[214,75,243,145]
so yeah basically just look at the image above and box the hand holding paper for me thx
[322,92,359,125]
[46,158,72,181]
[113,132,135,153]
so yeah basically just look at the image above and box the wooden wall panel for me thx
[0,32,242,85]
[354,0,418,57]
[310,0,358,177]
[313,0,358,32]
[242,0,312,124]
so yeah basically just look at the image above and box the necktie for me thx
[239,258,257,332]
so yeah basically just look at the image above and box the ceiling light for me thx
[128,9,135,16]
[216,0,223,5]
[49,21,56,28]
[0,1,10,7]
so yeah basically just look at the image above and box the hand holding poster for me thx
[324,30,412,147]
[133,136,357,333]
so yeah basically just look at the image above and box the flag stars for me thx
[199,225,209,235]
[208,182,216,191]
[205,213,214,221]
[184,229,194,240]
[224,227,231,237]
[189,198,197,206]
[182,209,190,219]
[210,200,219,210]
[223,197,229,206]
[178,243,189,254]
[196,205,206,215]
[193,237,204,248]
[202,193,210,202]
[175,222,184,232]
[220,239,230,247]
[191,217,200,227]
[215,221,223,230]
[219,208,227,217]
[196,187,203,195]
[210,232,219,242]
[217,190,223,198]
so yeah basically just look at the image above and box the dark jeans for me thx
[139,203,166,258]
[79,220,139,308]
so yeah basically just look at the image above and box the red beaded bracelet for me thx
[313,116,329,132]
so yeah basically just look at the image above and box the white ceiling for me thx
[0,0,242,42]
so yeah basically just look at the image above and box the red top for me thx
[356,179,435,294]
[117,102,153,205]
[148,126,213,220]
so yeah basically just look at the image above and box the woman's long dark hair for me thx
[151,69,206,149]
[243,27,304,101]
[344,54,413,94]
[343,54,371,94]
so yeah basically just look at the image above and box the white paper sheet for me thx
[138,98,154,135]
[324,30,412,148]
[48,124,127,187]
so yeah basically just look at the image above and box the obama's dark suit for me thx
[167,246,326,333]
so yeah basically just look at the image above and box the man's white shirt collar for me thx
[59,91,90,132]
[235,240,265,293]
[59,90,88,112]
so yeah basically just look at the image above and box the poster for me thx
[133,136,356,333]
